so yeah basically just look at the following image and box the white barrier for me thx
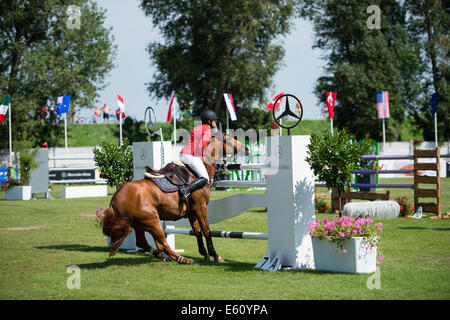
[60,185,107,199]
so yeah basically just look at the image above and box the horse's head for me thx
[204,133,249,164]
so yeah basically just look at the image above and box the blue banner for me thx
[56,95,71,114]
[431,92,438,116]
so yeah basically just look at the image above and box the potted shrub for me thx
[4,141,39,200]
[309,216,383,273]
[306,129,371,215]
[395,196,414,217]
[93,138,133,189]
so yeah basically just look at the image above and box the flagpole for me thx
[330,118,334,136]
[173,99,177,154]
[226,110,229,134]
[119,111,123,145]
[382,118,386,154]
[434,112,438,148]
[64,113,68,167]
[8,99,12,163]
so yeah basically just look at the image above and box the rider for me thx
[178,109,220,198]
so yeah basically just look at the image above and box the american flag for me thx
[376,91,390,119]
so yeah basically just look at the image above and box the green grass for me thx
[0,180,449,300]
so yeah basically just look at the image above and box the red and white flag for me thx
[167,94,176,122]
[223,93,237,121]
[265,92,284,110]
[117,93,125,111]
[326,92,337,119]
[376,91,390,119]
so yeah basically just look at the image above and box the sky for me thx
[85,0,326,123]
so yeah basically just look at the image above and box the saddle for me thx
[144,161,199,195]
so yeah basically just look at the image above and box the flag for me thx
[223,93,237,121]
[431,92,438,116]
[326,92,337,119]
[376,91,390,119]
[56,95,71,114]
[0,96,11,124]
[117,94,125,111]
[265,92,284,110]
[167,94,176,122]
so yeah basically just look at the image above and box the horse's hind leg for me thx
[134,229,156,254]
[194,204,223,263]
[143,219,195,264]
[188,215,209,260]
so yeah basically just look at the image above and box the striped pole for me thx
[165,227,268,240]
[214,180,266,188]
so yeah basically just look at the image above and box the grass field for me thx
[0,179,449,300]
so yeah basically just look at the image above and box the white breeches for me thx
[178,153,209,179]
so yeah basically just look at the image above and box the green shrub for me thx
[93,138,133,189]
[14,141,39,186]
[306,129,371,213]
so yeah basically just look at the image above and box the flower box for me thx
[312,237,377,273]
[5,186,32,201]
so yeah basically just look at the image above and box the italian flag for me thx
[0,96,11,124]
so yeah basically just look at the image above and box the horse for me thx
[100,133,248,264]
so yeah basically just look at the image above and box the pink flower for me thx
[339,232,345,238]
[343,249,347,254]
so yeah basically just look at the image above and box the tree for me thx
[93,138,133,189]
[140,0,296,126]
[306,129,371,215]
[0,0,116,148]
[405,0,449,142]
[298,0,423,142]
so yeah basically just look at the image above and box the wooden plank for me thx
[341,192,390,201]
[414,175,438,184]
[415,202,438,213]
[414,149,438,157]
[416,189,438,198]
[414,163,438,171]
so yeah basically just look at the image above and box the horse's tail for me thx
[101,205,132,257]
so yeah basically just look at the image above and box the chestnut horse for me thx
[101,134,248,264]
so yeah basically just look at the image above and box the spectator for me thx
[102,103,110,122]
[94,107,100,124]
[40,106,47,123]
[71,106,76,123]
[116,108,125,120]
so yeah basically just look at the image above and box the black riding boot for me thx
[179,177,208,198]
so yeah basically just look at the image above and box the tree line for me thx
[0,0,447,150]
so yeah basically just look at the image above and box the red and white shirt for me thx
[180,124,212,157]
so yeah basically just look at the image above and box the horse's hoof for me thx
[204,255,214,262]
[215,256,224,263]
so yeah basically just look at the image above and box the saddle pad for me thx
[149,177,179,193]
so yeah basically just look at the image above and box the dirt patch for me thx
[0,226,41,231]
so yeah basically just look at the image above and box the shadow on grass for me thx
[36,244,109,253]
[398,226,450,232]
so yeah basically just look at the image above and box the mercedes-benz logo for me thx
[140,149,146,161]
[272,94,303,130]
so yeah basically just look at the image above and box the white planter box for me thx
[5,186,32,201]
[312,237,377,274]
[60,185,107,199]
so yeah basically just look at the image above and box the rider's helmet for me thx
[200,109,219,123]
